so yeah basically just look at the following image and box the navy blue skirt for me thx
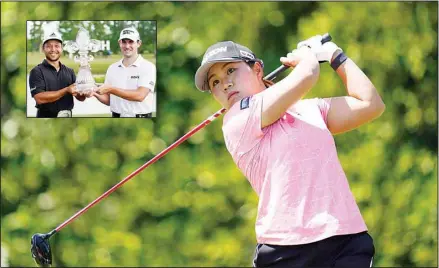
[253,231,375,267]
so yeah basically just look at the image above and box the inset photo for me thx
[26,20,157,118]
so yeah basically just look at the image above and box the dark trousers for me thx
[112,112,152,118]
[36,109,58,118]
[253,231,375,268]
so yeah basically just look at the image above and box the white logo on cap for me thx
[122,29,135,35]
[202,46,227,64]
[240,50,254,60]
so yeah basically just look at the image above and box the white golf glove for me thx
[297,35,343,63]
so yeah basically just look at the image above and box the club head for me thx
[30,233,52,267]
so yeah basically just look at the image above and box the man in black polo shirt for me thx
[29,32,86,118]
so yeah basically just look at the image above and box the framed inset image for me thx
[26,20,157,118]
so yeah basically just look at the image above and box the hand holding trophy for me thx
[63,27,102,95]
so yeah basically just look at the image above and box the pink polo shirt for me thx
[222,92,367,245]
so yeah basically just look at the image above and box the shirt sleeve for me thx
[317,97,332,127]
[222,94,265,158]
[29,67,46,97]
[138,62,156,92]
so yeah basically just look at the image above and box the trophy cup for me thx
[64,27,102,94]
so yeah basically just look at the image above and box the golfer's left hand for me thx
[97,84,112,94]
[297,35,342,63]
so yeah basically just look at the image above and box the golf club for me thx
[30,33,332,267]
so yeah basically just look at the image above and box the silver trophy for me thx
[64,27,102,94]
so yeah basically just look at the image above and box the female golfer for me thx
[194,36,385,267]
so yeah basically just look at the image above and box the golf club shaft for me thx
[54,108,226,232]
[52,33,332,234]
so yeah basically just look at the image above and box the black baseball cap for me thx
[195,41,263,92]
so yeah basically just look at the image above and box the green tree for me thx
[27,21,44,52]
[58,20,79,45]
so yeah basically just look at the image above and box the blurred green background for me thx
[1,1,437,267]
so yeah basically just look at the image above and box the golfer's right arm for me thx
[93,69,111,106]
[29,69,75,105]
[261,47,320,128]
[33,87,77,104]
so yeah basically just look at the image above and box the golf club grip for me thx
[264,33,332,81]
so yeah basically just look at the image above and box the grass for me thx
[95,76,105,83]
[27,52,156,75]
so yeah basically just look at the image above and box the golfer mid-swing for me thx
[194,35,385,267]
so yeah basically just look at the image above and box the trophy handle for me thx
[64,41,79,53]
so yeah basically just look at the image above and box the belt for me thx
[112,112,152,118]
